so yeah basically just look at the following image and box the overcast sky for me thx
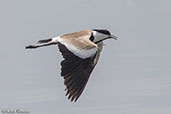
[0,0,171,114]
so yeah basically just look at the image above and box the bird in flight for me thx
[25,29,117,102]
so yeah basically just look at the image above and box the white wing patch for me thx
[57,37,97,59]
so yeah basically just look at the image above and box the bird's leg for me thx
[25,42,57,49]
[25,37,58,49]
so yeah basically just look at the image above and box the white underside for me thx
[65,44,97,59]
[53,37,97,59]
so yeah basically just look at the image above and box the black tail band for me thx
[37,38,52,44]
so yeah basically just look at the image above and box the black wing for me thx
[58,43,96,102]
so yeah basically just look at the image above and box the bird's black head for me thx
[92,29,111,36]
[92,29,117,44]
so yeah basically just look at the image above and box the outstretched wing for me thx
[58,43,98,102]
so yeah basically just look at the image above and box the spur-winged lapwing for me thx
[25,29,117,102]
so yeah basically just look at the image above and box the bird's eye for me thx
[89,34,94,42]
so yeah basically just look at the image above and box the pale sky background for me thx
[0,0,171,114]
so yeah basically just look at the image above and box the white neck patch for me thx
[92,31,108,43]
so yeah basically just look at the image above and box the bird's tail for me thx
[37,38,52,44]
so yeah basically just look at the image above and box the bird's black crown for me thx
[92,29,111,36]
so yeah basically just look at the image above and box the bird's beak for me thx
[108,35,117,40]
